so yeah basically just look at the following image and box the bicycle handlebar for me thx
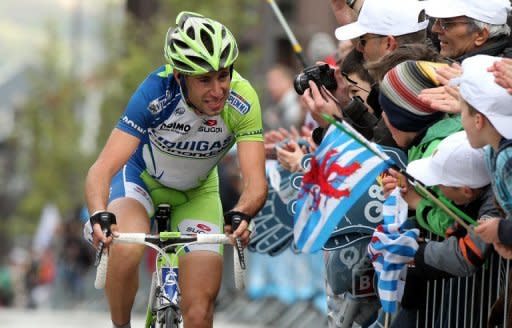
[112,232,231,245]
[94,233,234,289]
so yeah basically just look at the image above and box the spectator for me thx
[379,60,462,236]
[307,32,337,65]
[425,0,512,61]
[264,65,305,130]
[334,0,428,63]
[387,132,502,325]
[340,49,373,110]
[450,55,512,258]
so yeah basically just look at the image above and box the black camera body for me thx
[293,63,338,95]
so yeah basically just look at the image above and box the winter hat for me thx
[379,60,447,132]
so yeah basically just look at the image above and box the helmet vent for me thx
[172,39,188,50]
[220,46,230,64]
[186,26,195,39]
[189,56,212,70]
[200,30,214,55]
[204,23,215,34]
[172,59,193,72]
[221,28,227,39]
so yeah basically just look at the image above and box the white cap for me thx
[407,131,490,188]
[335,0,429,41]
[425,0,511,25]
[452,54,512,139]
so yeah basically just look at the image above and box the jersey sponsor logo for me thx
[198,126,223,133]
[204,119,217,126]
[159,121,191,134]
[150,132,233,158]
[178,219,220,233]
[147,90,172,115]
[196,223,212,232]
[198,119,222,132]
[148,99,163,115]
[121,115,145,134]
[175,107,186,115]
[227,90,250,115]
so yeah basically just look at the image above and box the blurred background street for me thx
[0,1,333,327]
[0,308,260,328]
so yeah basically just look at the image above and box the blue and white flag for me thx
[367,188,419,313]
[293,124,389,253]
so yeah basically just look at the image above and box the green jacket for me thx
[407,116,463,236]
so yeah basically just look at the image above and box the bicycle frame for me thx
[146,232,192,328]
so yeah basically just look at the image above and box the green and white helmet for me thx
[164,11,239,75]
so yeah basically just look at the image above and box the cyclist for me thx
[84,11,267,328]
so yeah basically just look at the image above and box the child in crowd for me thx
[378,60,462,236]
[406,131,500,277]
[451,55,512,259]
[383,131,502,326]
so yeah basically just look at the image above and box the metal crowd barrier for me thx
[413,233,510,328]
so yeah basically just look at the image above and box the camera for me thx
[293,63,338,95]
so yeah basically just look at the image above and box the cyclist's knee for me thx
[182,300,214,327]
[110,243,145,269]
[112,321,131,328]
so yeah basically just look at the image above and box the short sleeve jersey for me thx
[116,65,263,191]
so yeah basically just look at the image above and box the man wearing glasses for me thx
[334,0,428,62]
[425,0,512,61]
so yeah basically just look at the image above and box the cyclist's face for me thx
[181,68,231,116]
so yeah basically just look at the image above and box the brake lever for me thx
[232,216,246,270]
[94,228,108,267]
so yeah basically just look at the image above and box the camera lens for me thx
[293,73,309,95]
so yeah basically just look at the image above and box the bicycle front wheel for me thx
[163,307,180,328]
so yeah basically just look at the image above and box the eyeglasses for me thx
[433,18,471,31]
[358,35,384,48]
[341,72,370,93]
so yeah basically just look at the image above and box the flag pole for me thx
[266,0,309,68]
[385,313,390,328]
[322,114,476,231]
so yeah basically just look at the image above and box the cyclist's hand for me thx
[83,211,117,249]
[231,220,251,247]
[91,222,116,249]
[224,211,252,247]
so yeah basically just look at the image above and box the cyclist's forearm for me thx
[232,177,268,216]
[85,162,114,214]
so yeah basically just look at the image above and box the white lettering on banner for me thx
[339,246,359,270]
[359,275,372,291]
[364,184,386,224]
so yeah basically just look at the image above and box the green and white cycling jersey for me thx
[117,64,263,191]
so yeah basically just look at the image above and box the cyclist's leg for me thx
[172,171,224,328]
[107,164,154,327]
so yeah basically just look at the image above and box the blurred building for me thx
[250,0,338,119]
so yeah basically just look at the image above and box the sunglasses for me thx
[433,18,471,31]
[358,35,384,48]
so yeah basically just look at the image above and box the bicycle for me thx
[94,204,246,328]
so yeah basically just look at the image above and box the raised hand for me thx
[276,140,306,173]
[488,57,512,94]
[301,81,341,127]
[418,85,461,114]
